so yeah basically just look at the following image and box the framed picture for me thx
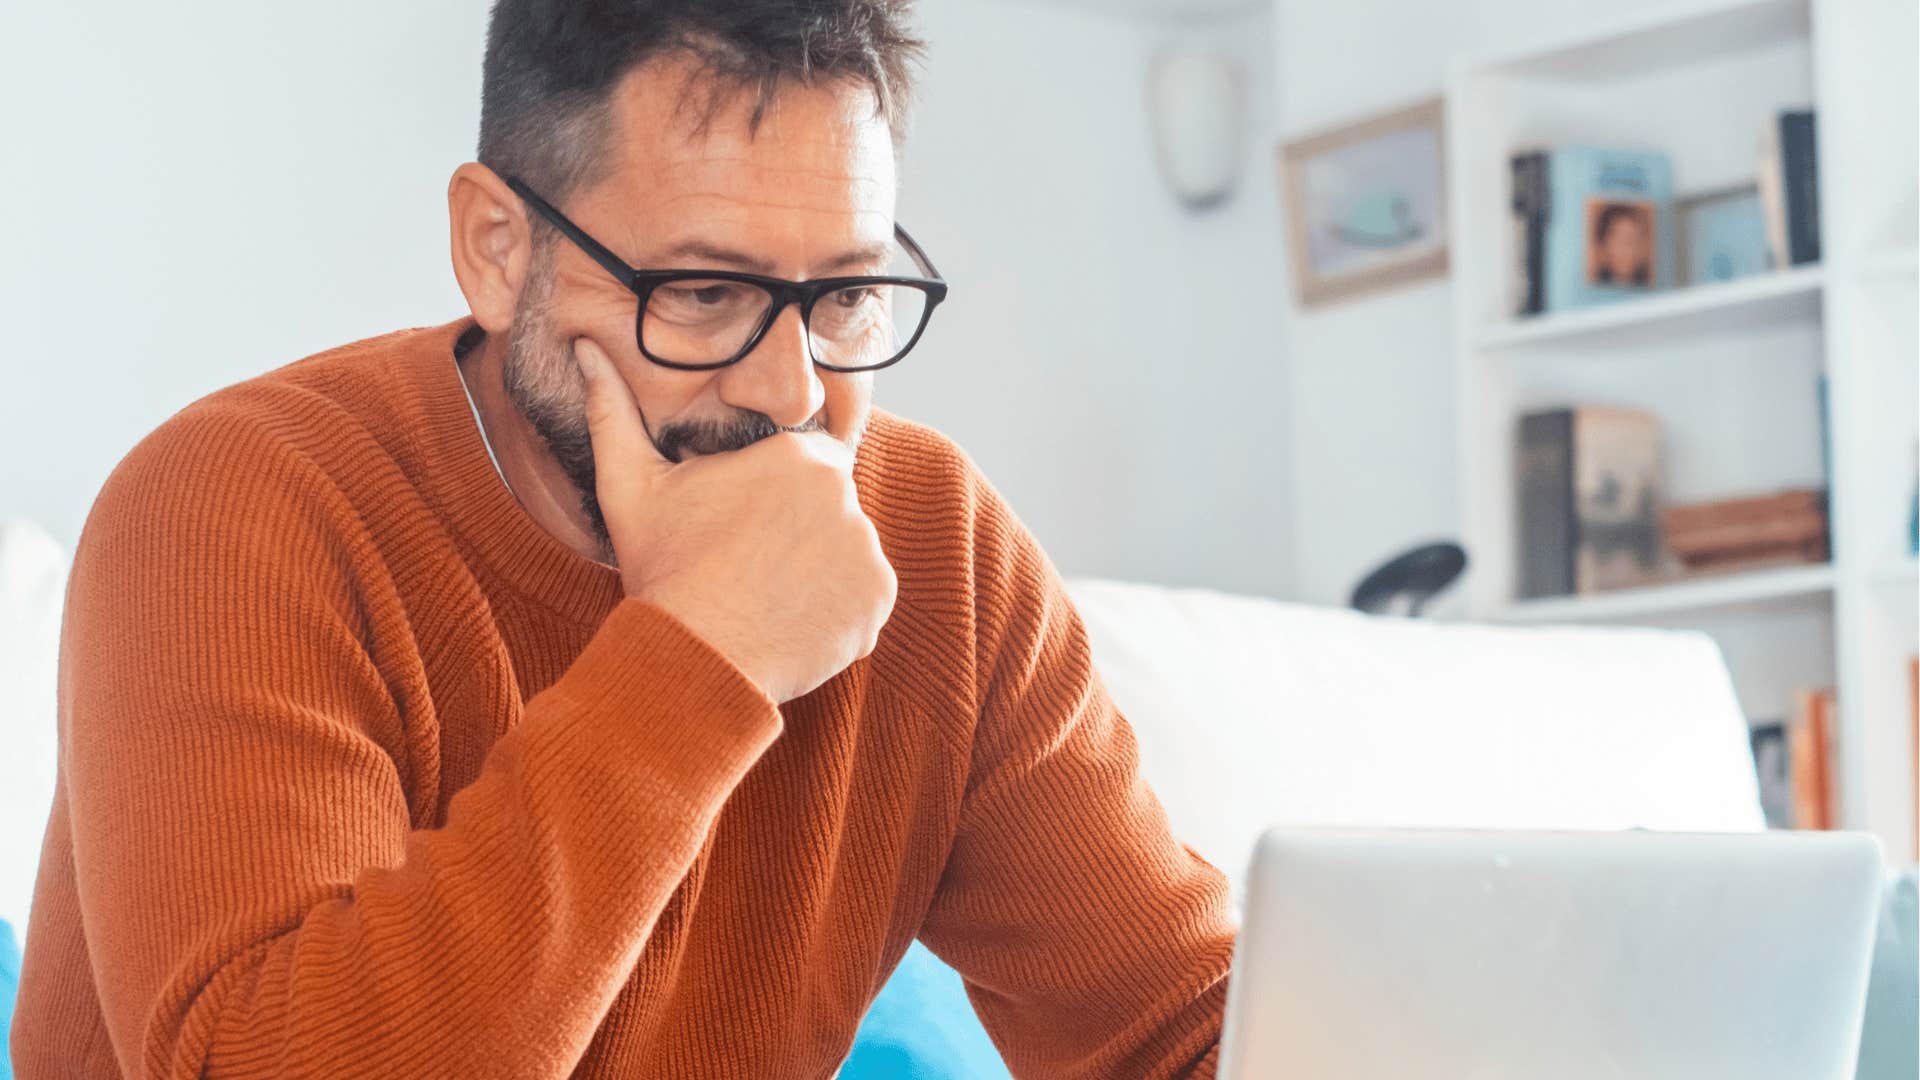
[1584,197,1657,289]
[1676,184,1770,286]
[1277,99,1448,308]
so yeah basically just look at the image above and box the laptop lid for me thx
[1220,827,1882,1080]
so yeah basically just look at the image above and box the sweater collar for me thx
[400,316,623,625]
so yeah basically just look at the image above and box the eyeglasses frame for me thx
[502,174,949,373]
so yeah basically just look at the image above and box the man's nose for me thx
[718,304,827,430]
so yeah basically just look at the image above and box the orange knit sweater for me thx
[11,318,1234,1079]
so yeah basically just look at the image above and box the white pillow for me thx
[1,520,68,935]
[1064,578,1766,903]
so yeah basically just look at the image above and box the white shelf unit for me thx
[1447,0,1919,856]
[1475,263,1826,351]
[1874,558,1920,588]
[1498,563,1836,625]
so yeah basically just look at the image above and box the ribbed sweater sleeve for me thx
[55,412,782,1078]
[915,459,1236,1080]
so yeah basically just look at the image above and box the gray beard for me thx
[500,253,613,562]
[497,249,853,566]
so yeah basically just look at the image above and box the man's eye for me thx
[667,285,739,305]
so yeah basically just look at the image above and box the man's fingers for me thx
[758,427,854,464]
[790,428,858,473]
[574,337,672,482]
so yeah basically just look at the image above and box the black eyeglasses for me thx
[503,175,948,373]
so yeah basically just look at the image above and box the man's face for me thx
[501,56,897,551]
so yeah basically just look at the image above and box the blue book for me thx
[1539,147,1675,312]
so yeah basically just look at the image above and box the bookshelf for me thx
[1497,563,1835,625]
[1446,0,1919,856]
[1475,262,1825,351]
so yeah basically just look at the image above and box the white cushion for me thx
[1064,578,1766,903]
[1,520,67,934]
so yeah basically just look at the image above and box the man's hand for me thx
[574,337,897,704]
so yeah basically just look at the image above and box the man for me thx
[12,2,1235,1076]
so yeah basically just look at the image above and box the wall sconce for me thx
[1147,48,1248,213]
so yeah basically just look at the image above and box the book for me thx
[1789,684,1835,826]
[1779,111,1820,266]
[1510,151,1549,316]
[1758,110,1820,268]
[1674,541,1828,577]
[1786,694,1817,828]
[1517,411,1574,598]
[1517,407,1671,598]
[1663,498,1828,563]
[1908,447,1918,555]
[1815,688,1837,829]
[1749,721,1793,829]
[1788,688,1838,830]
[1757,121,1788,269]
[1511,147,1675,315]
[1662,489,1827,534]
[1816,374,1832,498]
[1666,520,1827,559]
[1669,529,1827,562]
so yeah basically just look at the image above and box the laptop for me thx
[1219,827,1883,1080]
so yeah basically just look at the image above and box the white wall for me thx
[1273,0,1693,605]
[894,1,1293,596]
[0,1,485,552]
[1,0,1294,600]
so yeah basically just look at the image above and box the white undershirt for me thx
[453,354,514,499]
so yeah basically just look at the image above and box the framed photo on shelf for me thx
[1584,197,1657,289]
[1278,98,1448,308]
[1676,184,1770,285]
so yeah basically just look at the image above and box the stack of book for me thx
[1661,489,1828,576]
[1750,686,1840,831]
[1757,662,1917,839]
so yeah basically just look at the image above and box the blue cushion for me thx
[1,918,19,1080]
[0,923,999,1080]
[842,941,1010,1080]
[1855,869,1917,1080]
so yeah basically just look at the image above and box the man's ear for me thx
[448,162,532,336]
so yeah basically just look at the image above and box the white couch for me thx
[1063,577,1766,904]
[0,521,66,937]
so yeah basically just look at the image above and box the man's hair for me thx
[478,0,924,205]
